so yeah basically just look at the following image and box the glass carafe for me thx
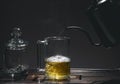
[87,0,120,47]
[37,36,71,81]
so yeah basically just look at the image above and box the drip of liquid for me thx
[58,28,66,36]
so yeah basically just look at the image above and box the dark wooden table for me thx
[1,68,120,84]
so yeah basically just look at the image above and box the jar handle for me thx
[36,40,46,70]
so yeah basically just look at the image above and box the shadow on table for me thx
[92,80,120,84]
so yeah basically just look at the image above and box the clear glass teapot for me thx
[37,36,71,81]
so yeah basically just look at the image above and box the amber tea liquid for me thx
[45,55,70,81]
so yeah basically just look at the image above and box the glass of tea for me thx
[37,36,71,81]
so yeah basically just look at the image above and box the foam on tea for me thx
[46,55,70,62]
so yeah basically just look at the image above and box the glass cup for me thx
[37,36,71,81]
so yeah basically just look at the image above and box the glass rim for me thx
[45,36,70,40]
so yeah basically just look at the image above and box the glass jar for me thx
[4,27,29,80]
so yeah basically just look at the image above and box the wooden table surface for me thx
[1,68,120,84]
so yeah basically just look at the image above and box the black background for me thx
[0,0,120,69]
